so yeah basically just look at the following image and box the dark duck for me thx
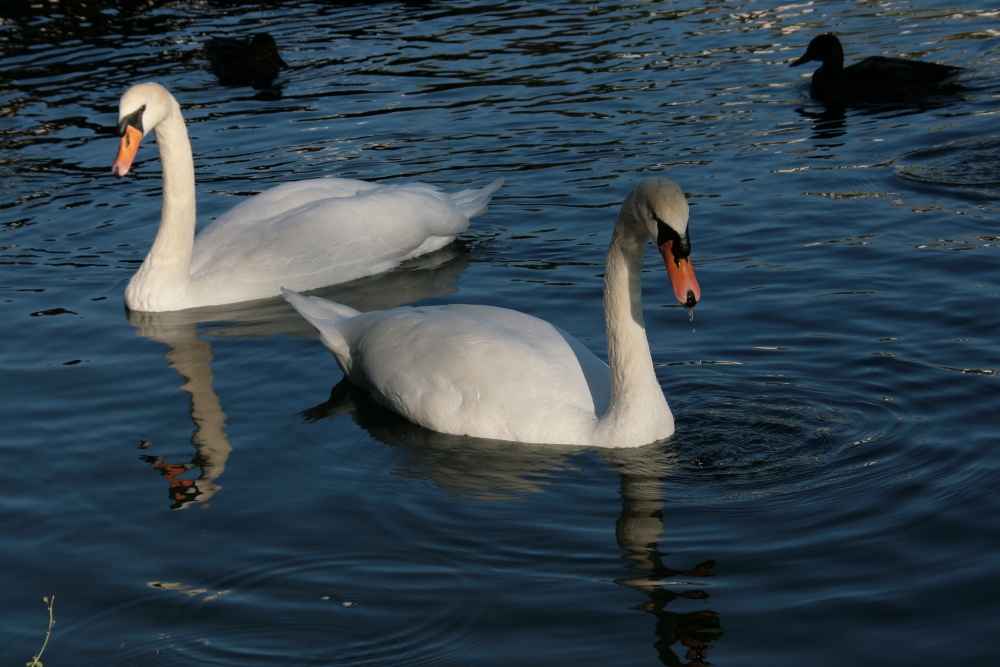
[204,33,289,88]
[790,33,963,101]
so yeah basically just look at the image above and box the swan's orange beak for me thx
[112,125,143,178]
[660,239,700,308]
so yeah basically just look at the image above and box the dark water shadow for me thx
[892,135,1000,200]
[794,87,969,143]
[794,99,848,143]
[301,381,723,665]
[794,76,971,107]
[126,246,470,509]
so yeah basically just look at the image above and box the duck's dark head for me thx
[252,32,288,69]
[790,33,844,69]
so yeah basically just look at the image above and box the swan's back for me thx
[199,179,381,233]
[287,294,611,445]
[189,179,486,304]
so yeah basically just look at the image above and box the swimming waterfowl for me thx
[283,177,701,448]
[112,83,503,312]
[790,33,963,100]
[204,33,288,88]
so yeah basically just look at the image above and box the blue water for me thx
[2,1,999,665]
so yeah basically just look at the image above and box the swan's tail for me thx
[282,288,359,373]
[449,177,504,219]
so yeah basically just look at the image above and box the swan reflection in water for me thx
[127,246,472,509]
[303,383,723,666]
[608,447,723,666]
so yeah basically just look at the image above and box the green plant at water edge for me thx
[26,596,55,667]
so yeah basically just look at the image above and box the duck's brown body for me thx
[204,33,288,88]
[791,34,963,101]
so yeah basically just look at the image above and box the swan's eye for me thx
[116,105,145,137]
[656,218,691,258]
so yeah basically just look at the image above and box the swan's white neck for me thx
[593,193,673,446]
[124,101,196,311]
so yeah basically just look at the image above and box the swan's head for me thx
[112,82,179,178]
[790,33,844,68]
[630,177,701,308]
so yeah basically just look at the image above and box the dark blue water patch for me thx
[663,369,914,497]
[893,135,1000,197]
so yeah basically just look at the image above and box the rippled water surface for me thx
[2,1,999,665]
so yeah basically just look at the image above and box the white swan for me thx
[112,82,503,312]
[283,178,701,448]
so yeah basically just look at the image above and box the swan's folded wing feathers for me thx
[191,185,469,295]
[185,179,501,305]
[194,201,380,285]
[200,178,382,236]
[339,305,604,443]
[380,370,465,431]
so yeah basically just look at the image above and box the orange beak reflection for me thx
[112,125,143,178]
[660,239,701,308]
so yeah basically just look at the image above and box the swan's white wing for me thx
[200,178,382,234]
[189,182,475,302]
[442,304,611,416]
[336,304,610,445]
